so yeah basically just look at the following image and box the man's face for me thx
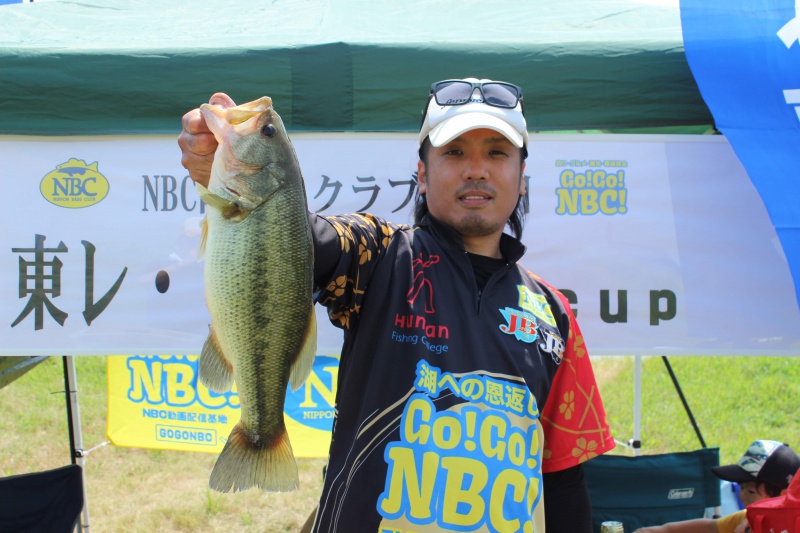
[417,128,526,255]
[739,481,770,506]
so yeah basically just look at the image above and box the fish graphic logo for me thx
[40,158,110,209]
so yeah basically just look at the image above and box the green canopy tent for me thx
[0,0,712,135]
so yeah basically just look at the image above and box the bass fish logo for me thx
[40,158,110,209]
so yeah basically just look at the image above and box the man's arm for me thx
[310,213,342,287]
[543,464,592,532]
[633,519,720,533]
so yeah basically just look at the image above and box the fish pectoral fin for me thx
[289,304,317,392]
[199,325,235,393]
[196,182,237,212]
[198,217,208,260]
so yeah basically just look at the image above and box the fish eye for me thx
[261,124,277,137]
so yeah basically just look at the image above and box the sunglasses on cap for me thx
[429,79,524,112]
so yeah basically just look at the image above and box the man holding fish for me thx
[178,78,614,532]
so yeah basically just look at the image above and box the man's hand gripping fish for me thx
[197,97,316,492]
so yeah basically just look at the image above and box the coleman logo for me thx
[498,307,538,343]
[40,158,109,209]
[668,488,695,500]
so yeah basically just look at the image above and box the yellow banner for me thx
[107,354,338,457]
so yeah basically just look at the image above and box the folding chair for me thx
[0,464,84,533]
[584,447,721,533]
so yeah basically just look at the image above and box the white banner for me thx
[1,133,798,356]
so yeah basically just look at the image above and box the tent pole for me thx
[661,355,706,448]
[63,356,91,532]
[62,357,77,466]
[632,355,642,456]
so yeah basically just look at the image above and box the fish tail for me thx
[209,424,298,493]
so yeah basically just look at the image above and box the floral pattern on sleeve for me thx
[538,289,615,473]
[316,214,404,330]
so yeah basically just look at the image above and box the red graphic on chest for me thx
[407,253,440,314]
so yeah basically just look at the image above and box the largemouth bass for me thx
[197,96,316,492]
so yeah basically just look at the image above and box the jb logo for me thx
[498,307,538,343]
[538,329,565,365]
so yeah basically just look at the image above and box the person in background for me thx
[179,78,616,532]
[634,440,800,533]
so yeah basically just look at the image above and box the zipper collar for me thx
[417,214,527,264]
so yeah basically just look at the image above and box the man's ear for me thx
[519,161,527,196]
[417,160,428,194]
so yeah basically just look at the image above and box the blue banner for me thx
[681,0,800,311]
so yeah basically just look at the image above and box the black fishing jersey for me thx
[309,213,614,533]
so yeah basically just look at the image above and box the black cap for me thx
[711,440,800,490]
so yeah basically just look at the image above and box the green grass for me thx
[596,355,800,465]
[0,357,324,532]
[0,355,798,531]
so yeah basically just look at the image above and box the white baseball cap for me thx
[418,78,528,148]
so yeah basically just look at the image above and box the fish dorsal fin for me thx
[289,303,317,392]
[199,324,235,393]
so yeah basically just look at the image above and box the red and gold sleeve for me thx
[539,298,615,473]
